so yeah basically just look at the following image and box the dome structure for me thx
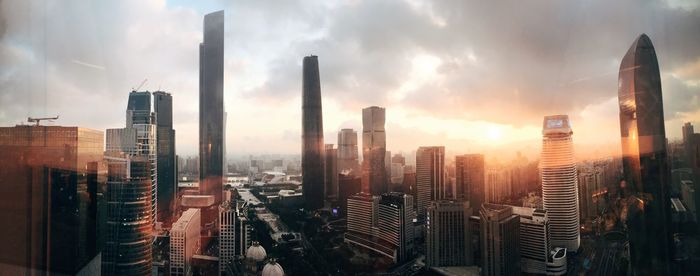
[262,259,285,276]
[246,241,267,261]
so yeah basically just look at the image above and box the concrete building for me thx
[171,208,201,275]
[362,106,387,195]
[480,204,520,276]
[426,200,473,267]
[618,34,672,274]
[220,203,236,274]
[416,146,446,219]
[541,115,580,252]
[0,125,104,275]
[302,55,326,210]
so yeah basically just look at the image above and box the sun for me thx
[487,126,503,141]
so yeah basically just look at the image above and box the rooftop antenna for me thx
[27,116,59,126]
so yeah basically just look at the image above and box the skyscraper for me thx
[376,192,416,263]
[480,204,520,276]
[0,125,103,274]
[511,207,551,275]
[362,106,387,195]
[416,146,445,218]
[617,34,672,274]
[154,91,177,225]
[325,144,339,200]
[302,55,325,210]
[426,200,473,267]
[199,10,225,206]
[541,115,580,252]
[102,155,153,275]
[455,154,485,210]
[219,203,236,274]
[338,128,359,174]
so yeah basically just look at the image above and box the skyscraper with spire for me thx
[302,55,325,210]
[617,33,672,275]
[199,10,225,206]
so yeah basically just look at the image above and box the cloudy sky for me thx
[1,0,699,160]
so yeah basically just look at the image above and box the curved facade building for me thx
[617,34,672,275]
[302,55,325,210]
[540,115,579,252]
[102,156,153,275]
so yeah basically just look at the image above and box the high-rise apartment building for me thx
[416,146,445,219]
[376,192,416,262]
[325,144,339,200]
[541,115,580,252]
[302,55,325,210]
[617,34,672,274]
[426,200,473,267]
[480,204,520,276]
[0,125,103,275]
[171,208,202,276]
[362,106,387,195]
[154,91,177,225]
[199,10,225,206]
[455,154,485,210]
[102,155,153,275]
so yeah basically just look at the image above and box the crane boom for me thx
[27,116,59,126]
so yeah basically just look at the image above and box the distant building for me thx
[362,106,387,195]
[171,208,202,276]
[416,146,446,218]
[102,155,153,275]
[154,91,177,226]
[301,55,325,210]
[541,115,580,252]
[325,144,339,201]
[455,154,485,209]
[480,204,520,276]
[0,125,103,275]
[426,200,473,267]
[338,128,360,174]
[392,153,406,166]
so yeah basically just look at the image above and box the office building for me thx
[339,172,362,213]
[171,208,202,276]
[0,125,103,275]
[617,34,672,274]
[416,146,445,218]
[541,115,580,252]
[362,106,387,195]
[455,154,485,210]
[426,200,473,267]
[376,192,416,262]
[154,91,177,225]
[511,207,550,275]
[302,55,325,210]
[199,10,225,206]
[102,155,153,275]
[480,204,520,276]
[220,203,236,274]
[392,153,406,166]
[338,128,360,174]
[346,193,379,237]
[325,144,339,200]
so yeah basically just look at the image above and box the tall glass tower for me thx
[541,115,579,252]
[199,10,225,206]
[302,55,325,210]
[617,34,671,275]
[362,106,387,195]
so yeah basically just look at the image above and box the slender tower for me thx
[362,106,387,195]
[302,55,325,210]
[541,115,579,252]
[199,10,225,205]
[617,34,671,275]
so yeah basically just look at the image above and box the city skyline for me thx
[1,1,699,159]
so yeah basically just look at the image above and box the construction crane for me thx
[132,78,148,92]
[27,116,59,126]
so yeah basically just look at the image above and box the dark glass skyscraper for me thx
[154,91,177,225]
[617,34,672,275]
[302,55,325,210]
[199,10,225,206]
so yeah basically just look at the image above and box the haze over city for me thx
[1,0,699,160]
